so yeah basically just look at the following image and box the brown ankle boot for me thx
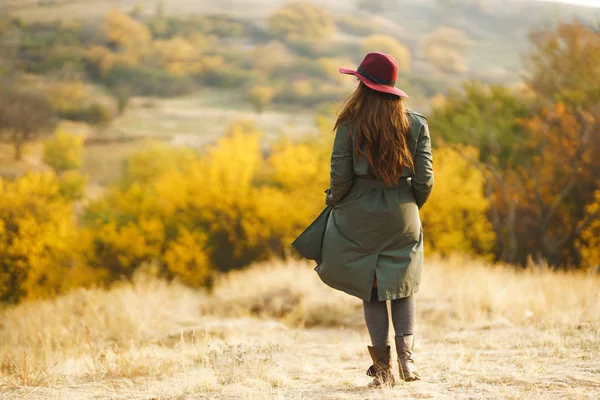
[394,335,420,381]
[366,345,396,387]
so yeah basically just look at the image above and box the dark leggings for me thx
[363,287,416,347]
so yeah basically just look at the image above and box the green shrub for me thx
[59,104,113,126]
[25,47,85,74]
[147,14,247,39]
[203,67,258,89]
[103,64,195,97]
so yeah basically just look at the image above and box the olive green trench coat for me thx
[294,111,433,302]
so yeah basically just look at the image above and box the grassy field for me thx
[113,89,319,145]
[1,256,598,399]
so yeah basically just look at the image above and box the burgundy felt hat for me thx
[339,52,408,98]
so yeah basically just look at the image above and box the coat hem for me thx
[314,268,420,302]
[315,269,371,301]
[379,285,420,301]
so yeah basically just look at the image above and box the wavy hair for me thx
[334,81,414,185]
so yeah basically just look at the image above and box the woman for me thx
[316,52,434,387]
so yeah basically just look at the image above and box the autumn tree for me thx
[577,191,600,270]
[430,82,531,263]
[526,22,600,108]
[433,94,600,266]
[361,35,411,72]
[0,172,89,303]
[104,8,151,50]
[420,146,495,258]
[86,9,151,77]
[525,22,600,203]
[43,130,84,173]
[522,21,600,266]
[0,89,56,160]
[431,22,600,268]
[251,41,293,74]
[267,2,335,41]
[515,103,599,266]
[247,85,277,113]
[152,37,203,76]
[424,27,471,73]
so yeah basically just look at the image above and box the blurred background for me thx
[1,1,600,398]
[1,0,600,301]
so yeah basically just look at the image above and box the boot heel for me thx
[394,335,421,382]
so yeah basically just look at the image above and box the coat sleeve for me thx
[411,120,434,209]
[326,125,354,206]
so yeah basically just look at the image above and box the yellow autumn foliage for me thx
[267,2,335,41]
[164,228,212,287]
[420,146,495,258]
[0,172,90,303]
[247,85,277,113]
[1,119,499,304]
[152,37,204,77]
[43,130,85,173]
[104,8,151,50]
[576,190,600,270]
[84,10,151,77]
[85,45,141,76]
[42,81,88,112]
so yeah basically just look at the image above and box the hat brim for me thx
[339,68,408,98]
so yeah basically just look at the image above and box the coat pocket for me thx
[330,209,362,248]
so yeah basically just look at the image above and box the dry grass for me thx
[1,257,599,399]
[113,91,318,144]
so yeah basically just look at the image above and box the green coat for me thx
[314,111,433,302]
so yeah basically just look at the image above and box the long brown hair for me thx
[334,81,414,185]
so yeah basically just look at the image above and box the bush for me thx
[267,2,335,41]
[274,80,346,107]
[103,64,195,97]
[203,66,258,89]
[43,81,88,112]
[83,121,332,281]
[24,47,85,74]
[58,170,88,201]
[148,14,247,39]
[285,37,333,58]
[59,103,114,126]
[420,146,495,258]
[0,172,89,303]
[152,37,203,77]
[247,85,277,113]
[43,130,84,173]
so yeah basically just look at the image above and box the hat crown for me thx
[357,52,399,87]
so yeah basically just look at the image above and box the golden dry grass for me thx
[1,256,599,399]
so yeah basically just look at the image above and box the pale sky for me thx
[536,0,600,7]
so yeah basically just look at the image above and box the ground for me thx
[1,258,598,399]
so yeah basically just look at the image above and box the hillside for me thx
[5,0,597,85]
[1,257,599,399]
